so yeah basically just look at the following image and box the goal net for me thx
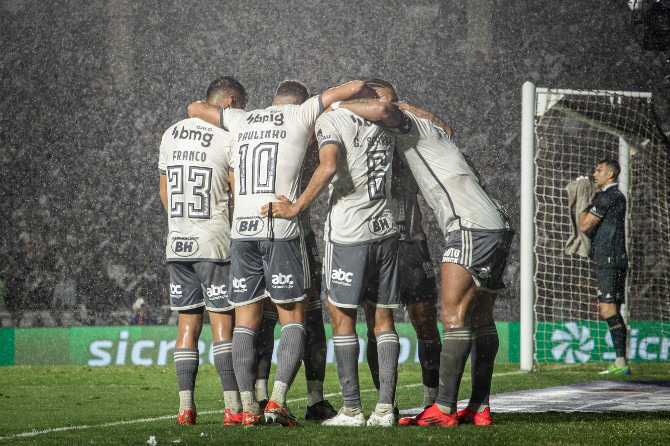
[520,82,670,368]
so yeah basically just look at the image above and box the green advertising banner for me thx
[536,321,670,364]
[1,322,516,367]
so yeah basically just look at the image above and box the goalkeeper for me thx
[578,159,630,375]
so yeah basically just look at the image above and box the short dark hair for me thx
[275,80,309,103]
[206,76,247,103]
[598,158,621,179]
[365,78,396,91]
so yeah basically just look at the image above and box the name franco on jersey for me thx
[158,118,234,262]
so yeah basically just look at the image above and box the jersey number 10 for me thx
[237,142,279,195]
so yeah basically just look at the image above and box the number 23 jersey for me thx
[158,118,233,262]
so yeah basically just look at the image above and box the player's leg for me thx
[367,235,400,427]
[262,237,310,426]
[229,240,268,424]
[175,309,204,425]
[461,292,497,425]
[302,232,335,419]
[364,300,380,392]
[210,310,244,425]
[597,267,630,374]
[406,300,441,406]
[322,302,366,426]
[255,300,278,407]
[401,240,441,407]
[168,262,205,425]
[321,240,367,426]
[197,260,242,424]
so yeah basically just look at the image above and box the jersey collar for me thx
[602,182,618,191]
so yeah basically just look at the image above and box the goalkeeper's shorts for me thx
[595,267,627,304]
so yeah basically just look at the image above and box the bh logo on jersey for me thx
[236,217,265,236]
[206,284,228,301]
[171,237,199,257]
[170,283,183,299]
[271,273,294,289]
[368,215,393,235]
[442,247,461,264]
[331,268,353,287]
[232,278,247,293]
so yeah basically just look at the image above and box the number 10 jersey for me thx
[158,117,233,262]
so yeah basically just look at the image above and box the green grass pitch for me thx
[1,363,669,445]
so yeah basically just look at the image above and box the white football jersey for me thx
[221,96,323,240]
[158,118,233,261]
[396,111,509,234]
[316,109,397,244]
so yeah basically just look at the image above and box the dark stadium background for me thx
[1,0,668,326]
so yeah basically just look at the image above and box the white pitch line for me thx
[0,370,526,441]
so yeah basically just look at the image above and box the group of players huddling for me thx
[158,77,513,427]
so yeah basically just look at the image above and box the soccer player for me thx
[261,85,401,427]
[158,76,247,426]
[362,80,450,409]
[187,79,366,427]
[579,159,630,375]
[335,92,513,427]
[254,135,336,421]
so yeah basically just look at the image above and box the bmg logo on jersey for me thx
[271,273,294,289]
[171,125,213,147]
[206,284,228,300]
[236,217,265,236]
[442,247,461,264]
[170,283,183,298]
[368,215,393,235]
[232,278,247,293]
[171,237,199,257]
[331,268,353,286]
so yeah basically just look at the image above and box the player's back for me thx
[316,109,397,244]
[222,97,323,240]
[396,111,508,234]
[158,117,233,261]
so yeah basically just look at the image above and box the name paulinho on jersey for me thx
[315,109,398,245]
[158,118,234,262]
[220,96,323,241]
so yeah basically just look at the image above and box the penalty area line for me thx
[0,370,526,441]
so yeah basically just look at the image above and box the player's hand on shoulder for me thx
[260,195,298,219]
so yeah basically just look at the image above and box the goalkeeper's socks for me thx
[255,309,278,385]
[606,314,628,360]
[469,324,499,409]
[435,327,472,413]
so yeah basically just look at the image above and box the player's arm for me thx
[228,169,235,217]
[336,99,407,129]
[159,173,168,213]
[320,80,366,110]
[396,102,453,137]
[187,101,222,127]
[260,143,339,219]
[578,210,600,233]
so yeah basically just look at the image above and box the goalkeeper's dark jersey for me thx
[587,184,628,269]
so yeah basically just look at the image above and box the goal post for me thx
[520,81,670,370]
